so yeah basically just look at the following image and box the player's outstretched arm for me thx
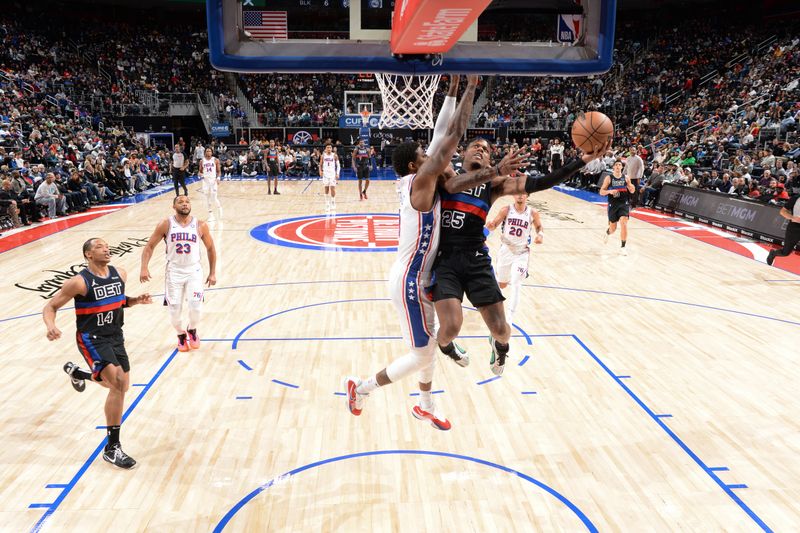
[485,205,510,231]
[140,219,169,283]
[495,139,611,199]
[443,146,530,195]
[426,75,460,156]
[411,75,478,210]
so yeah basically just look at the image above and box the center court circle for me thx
[250,213,399,252]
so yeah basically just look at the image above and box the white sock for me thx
[356,375,379,394]
[419,390,433,410]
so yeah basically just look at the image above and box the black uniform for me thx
[354,146,371,179]
[74,266,128,379]
[432,173,504,307]
[266,148,279,176]
[606,173,630,223]
[769,194,800,262]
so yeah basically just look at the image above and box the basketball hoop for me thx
[359,108,371,128]
[374,73,442,130]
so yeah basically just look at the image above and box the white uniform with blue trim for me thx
[389,174,440,348]
[164,215,204,305]
[496,205,532,284]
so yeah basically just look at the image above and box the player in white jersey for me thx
[200,148,222,221]
[344,76,527,430]
[139,195,217,352]
[319,144,340,212]
[486,193,543,326]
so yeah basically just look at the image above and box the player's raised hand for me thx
[447,75,461,96]
[497,146,530,176]
[581,137,612,163]
[139,268,151,283]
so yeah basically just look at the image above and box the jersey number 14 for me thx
[96,311,114,327]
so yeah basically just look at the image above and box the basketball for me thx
[571,111,614,154]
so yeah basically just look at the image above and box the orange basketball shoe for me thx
[187,329,200,349]
[412,404,451,431]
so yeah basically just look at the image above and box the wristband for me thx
[122,296,130,308]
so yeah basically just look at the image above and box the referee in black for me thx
[767,193,800,266]
[172,144,188,196]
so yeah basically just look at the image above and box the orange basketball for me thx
[571,111,613,154]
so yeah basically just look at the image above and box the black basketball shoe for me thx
[103,443,137,469]
[63,362,86,392]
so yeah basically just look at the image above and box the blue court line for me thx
[409,390,444,396]
[5,279,799,327]
[333,392,346,396]
[570,335,772,532]
[727,484,749,490]
[271,379,299,389]
[209,334,533,343]
[235,396,253,400]
[95,426,107,430]
[655,414,673,418]
[518,355,530,367]
[237,360,253,371]
[231,298,388,349]
[615,375,631,379]
[524,283,800,327]
[30,348,180,533]
[764,279,799,282]
[301,180,314,193]
[710,466,730,472]
[521,391,538,395]
[44,484,67,489]
[131,383,147,387]
[476,376,502,386]
[212,450,598,532]
[28,503,53,509]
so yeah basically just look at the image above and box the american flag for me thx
[243,11,288,40]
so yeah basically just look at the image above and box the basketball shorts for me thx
[607,202,630,223]
[321,172,337,187]
[267,162,279,176]
[356,165,370,179]
[388,261,438,349]
[164,264,204,306]
[202,177,218,194]
[76,331,129,380]
[496,245,530,285]
[431,247,505,307]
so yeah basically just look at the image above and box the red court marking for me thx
[272,215,398,249]
[0,206,129,254]
[630,207,800,275]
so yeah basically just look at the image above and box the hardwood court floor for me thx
[1,179,798,532]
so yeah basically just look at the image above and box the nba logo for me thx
[557,15,582,44]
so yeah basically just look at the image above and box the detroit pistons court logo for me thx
[250,213,399,252]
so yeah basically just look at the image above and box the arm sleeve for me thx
[426,96,457,156]
[525,159,586,193]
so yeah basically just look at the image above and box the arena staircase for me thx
[226,73,261,127]
[469,80,491,127]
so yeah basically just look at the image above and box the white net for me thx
[374,73,442,130]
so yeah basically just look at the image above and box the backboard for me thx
[208,0,616,76]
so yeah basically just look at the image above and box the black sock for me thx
[621,240,626,247]
[439,342,456,356]
[187,328,196,337]
[107,425,120,449]
[73,368,92,380]
[178,332,187,341]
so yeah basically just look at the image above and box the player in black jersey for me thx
[352,139,373,200]
[600,160,635,255]
[265,139,280,195]
[433,136,611,376]
[43,238,152,469]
